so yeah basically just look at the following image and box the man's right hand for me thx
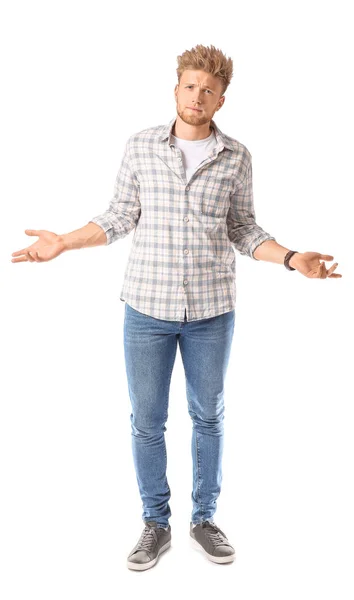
[11,229,66,263]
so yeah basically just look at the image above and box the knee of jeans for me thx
[190,412,224,432]
[130,415,167,437]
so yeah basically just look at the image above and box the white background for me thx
[1,0,353,597]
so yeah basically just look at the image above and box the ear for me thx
[217,96,225,110]
[174,83,179,99]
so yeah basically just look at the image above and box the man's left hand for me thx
[290,252,342,278]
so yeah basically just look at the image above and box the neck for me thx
[173,114,213,141]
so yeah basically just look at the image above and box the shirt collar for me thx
[159,116,235,152]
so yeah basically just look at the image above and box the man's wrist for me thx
[57,234,67,251]
[288,251,302,269]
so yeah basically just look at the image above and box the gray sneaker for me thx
[190,520,236,563]
[127,521,171,571]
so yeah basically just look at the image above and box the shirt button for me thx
[185,186,190,191]
[184,216,189,222]
[183,279,188,285]
[184,248,189,254]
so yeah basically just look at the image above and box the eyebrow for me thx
[184,83,215,91]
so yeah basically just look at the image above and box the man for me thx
[11,44,342,571]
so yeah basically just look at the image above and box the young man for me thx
[11,44,341,571]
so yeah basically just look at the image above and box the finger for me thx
[29,251,41,263]
[30,251,41,263]
[327,263,338,276]
[329,273,342,278]
[320,254,334,261]
[11,255,28,263]
[317,262,324,277]
[321,262,327,278]
[25,229,41,236]
[26,251,35,262]
[12,248,31,257]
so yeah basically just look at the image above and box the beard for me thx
[176,105,211,127]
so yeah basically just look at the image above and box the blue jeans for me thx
[123,302,235,528]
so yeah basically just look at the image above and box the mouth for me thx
[187,107,202,112]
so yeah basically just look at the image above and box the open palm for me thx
[293,252,342,278]
[11,229,65,263]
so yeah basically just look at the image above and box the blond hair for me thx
[176,44,233,96]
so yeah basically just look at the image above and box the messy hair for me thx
[176,44,233,96]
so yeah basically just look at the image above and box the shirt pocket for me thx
[204,218,235,270]
[201,175,232,218]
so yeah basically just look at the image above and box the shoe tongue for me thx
[145,521,158,527]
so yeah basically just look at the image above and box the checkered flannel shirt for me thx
[89,117,276,321]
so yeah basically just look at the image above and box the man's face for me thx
[174,69,225,127]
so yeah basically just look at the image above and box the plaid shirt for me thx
[89,117,276,322]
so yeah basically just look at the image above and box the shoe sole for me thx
[127,540,171,571]
[190,536,236,564]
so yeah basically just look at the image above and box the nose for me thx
[192,89,203,105]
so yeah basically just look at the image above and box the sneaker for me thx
[190,520,236,564]
[127,521,171,571]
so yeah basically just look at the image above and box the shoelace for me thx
[136,525,158,551]
[201,521,229,547]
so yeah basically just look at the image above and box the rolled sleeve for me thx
[89,138,141,245]
[226,156,276,260]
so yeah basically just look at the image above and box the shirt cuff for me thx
[89,217,114,245]
[250,235,276,260]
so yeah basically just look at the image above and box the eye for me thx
[185,85,212,94]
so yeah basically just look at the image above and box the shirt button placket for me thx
[183,185,190,299]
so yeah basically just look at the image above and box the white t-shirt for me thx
[170,128,217,182]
